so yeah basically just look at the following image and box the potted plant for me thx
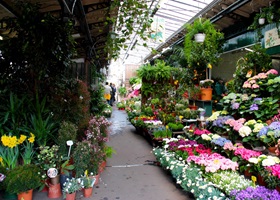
[199,79,214,101]
[5,164,43,200]
[117,101,126,110]
[80,171,96,198]
[62,177,82,199]
[184,18,224,74]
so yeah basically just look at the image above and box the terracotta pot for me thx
[83,187,93,198]
[99,160,107,174]
[48,183,62,199]
[200,87,213,101]
[268,146,277,154]
[65,192,76,200]
[17,189,33,200]
[90,174,99,186]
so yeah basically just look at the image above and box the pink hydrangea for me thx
[187,153,238,173]
[234,148,262,160]
[266,69,278,75]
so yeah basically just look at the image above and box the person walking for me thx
[104,82,112,105]
[110,83,116,106]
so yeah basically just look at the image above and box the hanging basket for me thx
[258,18,265,25]
[194,33,206,43]
[200,87,212,101]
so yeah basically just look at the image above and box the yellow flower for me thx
[18,135,27,144]
[0,157,3,166]
[207,63,212,69]
[166,125,169,129]
[28,133,35,143]
[1,135,18,148]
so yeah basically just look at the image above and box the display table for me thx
[189,100,212,116]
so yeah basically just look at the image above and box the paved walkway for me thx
[1,106,192,200]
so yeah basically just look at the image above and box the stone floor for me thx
[1,106,192,200]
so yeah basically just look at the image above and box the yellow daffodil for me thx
[28,133,35,143]
[1,135,18,148]
[0,157,3,166]
[207,63,212,69]
[18,134,27,144]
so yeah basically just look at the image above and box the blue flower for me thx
[211,137,231,147]
[257,126,268,137]
[253,97,262,102]
[230,186,280,200]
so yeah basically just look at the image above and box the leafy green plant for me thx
[184,18,224,73]
[57,121,78,157]
[118,87,127,97]
[60,159,75,176]
[5,164,43,194]
[153,127,172,139]
[167,122,184,131]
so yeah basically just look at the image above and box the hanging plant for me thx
[184,18,224,73]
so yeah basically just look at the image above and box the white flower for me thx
[248,157,258,164]
[239,125,252,137]
[201,134,211,141]
[191,189,194,193]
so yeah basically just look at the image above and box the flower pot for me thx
[99,160,107,174]
[48,183,62,199]
[17,189,33,200]
[257,174,266,186]
[194,33,205,42]
[65,192,76,200]
[90,174,99,186]
[200,87,212,101]
[258,18,265,25]
[2,191,17,200]
[268,146,277,154]
[83,187,93,198]
[244,168,252,178]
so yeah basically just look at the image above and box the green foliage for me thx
[137,60,172,81]
[129,77,141,86]
[105,0,152,60]
[143,106,154,117]
[90,83,107,116]
[60,159,75,176]
[57,121,78,157]
[184,18,224,72]
[153,127,173,139]
[118,87,127,97]
[0,92,29,137]
[5,164,42,194]
[0,1,76,96]
[167,122,184,131]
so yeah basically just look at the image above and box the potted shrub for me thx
[80,171,96,198]
[117,101,125,110]
[5,164,43,200]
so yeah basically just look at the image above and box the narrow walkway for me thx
[91,106,191,200]
[2,107,191,200]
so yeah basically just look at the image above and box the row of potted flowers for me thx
[153,135,280,199]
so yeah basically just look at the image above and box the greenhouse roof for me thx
[0,0,276,68]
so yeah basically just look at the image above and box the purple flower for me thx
[268,121,280,130]
[230,186,280,200]
[253,97,262,102]
[211,137,231,147]
[231,103,240,110]
[250,104,259,111]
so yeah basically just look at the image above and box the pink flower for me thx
[266,69,278,75]
[256,73,268,79]
[252,84,259,88]
[266,164,280,178]
[234,148,262,160]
